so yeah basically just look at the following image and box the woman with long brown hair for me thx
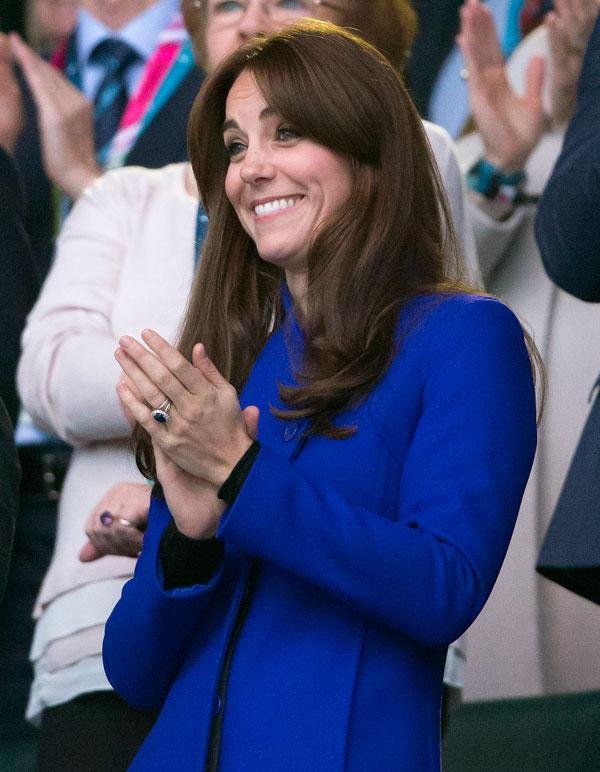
[104,21,537,770]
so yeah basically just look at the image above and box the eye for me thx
[212,0,245,14]
[224,138,246,159]
[274,0,308,8]
[276,125,301,142]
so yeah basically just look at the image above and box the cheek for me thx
[224,168,243,214]
[322,159,354,210]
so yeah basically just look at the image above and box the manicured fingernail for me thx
[119,336,133,347]
[100,511,113,526]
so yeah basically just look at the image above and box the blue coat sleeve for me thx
[217,298,537,647]
[534,15,600,302]
[103,495,224,710]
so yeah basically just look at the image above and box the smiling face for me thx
[223,69,353,293]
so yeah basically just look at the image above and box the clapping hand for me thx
[546,0,600,125]
[0,33,23,154]
[79,482,150,562]
[9,33,100,198]
[115,331,259,539]
[458,0,546,173]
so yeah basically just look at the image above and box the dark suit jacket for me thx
[15,52,204,281]
[0,147,40,425]
[0,397,20,602]
[535,14,600,302]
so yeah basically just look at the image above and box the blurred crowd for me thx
[1,0,600,769]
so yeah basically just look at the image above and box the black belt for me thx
[18,442,72,500]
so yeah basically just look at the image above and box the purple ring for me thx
[100,511,113,527]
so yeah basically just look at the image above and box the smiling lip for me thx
[252,196,304,218]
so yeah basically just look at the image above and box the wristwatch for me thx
[467,158,526,205]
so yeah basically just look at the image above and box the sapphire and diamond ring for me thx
[151,398,172,424]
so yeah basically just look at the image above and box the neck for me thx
[82,0,160,30]
[285,270,308,317]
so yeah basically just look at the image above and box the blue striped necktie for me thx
[90,38,140,155]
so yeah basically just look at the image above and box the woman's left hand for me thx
[115,330,254,488]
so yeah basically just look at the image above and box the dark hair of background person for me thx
[135,20,462,477]
[188,0,418,73]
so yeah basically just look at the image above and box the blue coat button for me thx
[283,422,298,441]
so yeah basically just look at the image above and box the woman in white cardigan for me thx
[456,0,600,701]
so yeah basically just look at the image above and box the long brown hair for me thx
[188,21,457,425]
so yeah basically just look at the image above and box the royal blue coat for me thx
[103,293,537,771]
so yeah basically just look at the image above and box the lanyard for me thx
[60,12,194,170]
[106,35,195,169]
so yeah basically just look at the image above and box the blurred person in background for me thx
[10,0,203,276]
[17,2,479,766]
[456,0,600,701]
[0,0,203,755]
[533,12,600,607]
[535,10,600,300]
[0,33,40,427]
[427,1,553,138]
[0,35,30,608]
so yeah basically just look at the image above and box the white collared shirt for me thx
[75,0,181,100]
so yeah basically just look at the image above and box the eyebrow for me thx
[222,106,278,133]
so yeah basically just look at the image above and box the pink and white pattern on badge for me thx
[105,13,193,169]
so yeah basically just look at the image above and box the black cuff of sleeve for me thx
[159,520,224,589]
[217,440,261,507]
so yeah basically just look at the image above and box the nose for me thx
[239,146,276,186]
[237,2,275,39]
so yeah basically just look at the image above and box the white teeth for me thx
[254,198,300,216]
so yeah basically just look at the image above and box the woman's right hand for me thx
[152,402,259,540]
[153,445,225,540]
[457,0,546,173]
